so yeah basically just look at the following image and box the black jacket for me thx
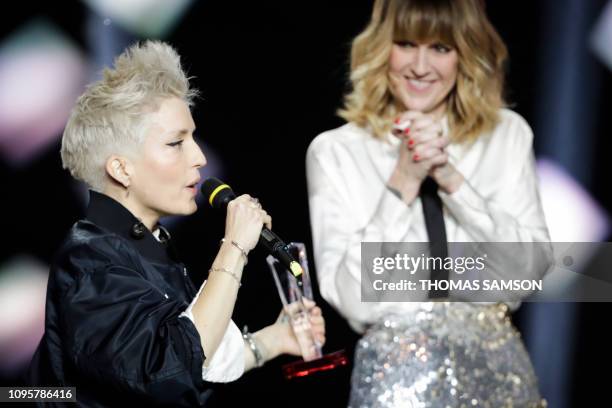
[27,191,214,407]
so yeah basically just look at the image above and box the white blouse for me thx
[306,109,552,333]
[180,282,245,383]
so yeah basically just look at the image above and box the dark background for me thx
[1,1,611,406]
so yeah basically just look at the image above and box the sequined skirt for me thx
[349,303,546,408]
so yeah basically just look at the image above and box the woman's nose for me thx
[190,139,207,168]
[410,46,430,76]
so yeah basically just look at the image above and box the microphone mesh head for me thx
[201,177,236,208]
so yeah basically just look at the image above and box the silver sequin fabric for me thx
[349,302,546,408]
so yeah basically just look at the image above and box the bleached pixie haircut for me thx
[61,40,198,191]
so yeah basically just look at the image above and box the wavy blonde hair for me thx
[339,0,508,142]
[61,40,198,191]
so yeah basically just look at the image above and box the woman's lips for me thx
[405,78,434,93]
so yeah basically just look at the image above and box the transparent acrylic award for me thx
[266,242,347,379]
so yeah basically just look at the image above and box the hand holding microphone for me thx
[202,178,303,277]
[223,194,271,255]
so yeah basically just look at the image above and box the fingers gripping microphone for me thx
[201,177,303,277]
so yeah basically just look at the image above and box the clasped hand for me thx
[388,111,464,203]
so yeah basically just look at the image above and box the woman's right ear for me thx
[105,156,131,188]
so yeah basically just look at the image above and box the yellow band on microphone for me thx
[209,184,231,207]
[289,261,303,277]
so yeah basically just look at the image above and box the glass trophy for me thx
[266,242,348,379]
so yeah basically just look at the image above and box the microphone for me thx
[201,177,303,277]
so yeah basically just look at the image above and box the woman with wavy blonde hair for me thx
[340,0,507,143]
[307,0,551,406]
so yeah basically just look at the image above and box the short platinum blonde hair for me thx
[339,0,508,143]
[61,40,198,191]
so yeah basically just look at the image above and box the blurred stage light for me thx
[590,0,612,71]
[0,256,48,375]
[0,20,88,167]
[82,0,195,38]
[533,158,610,298]
[537,158,609,242]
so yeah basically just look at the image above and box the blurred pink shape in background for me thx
[0,256,48,375]
[0,20,88,167]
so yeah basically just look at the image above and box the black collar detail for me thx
[85,191,179,264]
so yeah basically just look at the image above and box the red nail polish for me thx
[413,154,419,161]
[408,138,414,146]
[404,127,410,135]
[394,118,400,124]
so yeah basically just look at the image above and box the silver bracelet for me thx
[242,326,264,368]
[209,267,241,287]
[220,238,249,265]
